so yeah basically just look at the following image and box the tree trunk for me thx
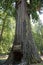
[3,0,41,65]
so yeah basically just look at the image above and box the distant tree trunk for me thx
[3,0,41,65]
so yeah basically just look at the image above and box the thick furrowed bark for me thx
[24,14,41,63]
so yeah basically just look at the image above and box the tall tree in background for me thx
[0,0,42,65]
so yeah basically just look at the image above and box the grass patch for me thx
[39,63,43,65]
[31,62,43,65]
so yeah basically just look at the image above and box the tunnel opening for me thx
[13,50,23,64]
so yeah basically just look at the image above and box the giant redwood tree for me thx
[0,0,42,65]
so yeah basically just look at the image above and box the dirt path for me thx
[41,56,43,60]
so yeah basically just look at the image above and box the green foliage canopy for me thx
[0,0,42,20]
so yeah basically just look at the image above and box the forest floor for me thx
[31,61,43,65]
[0,55,43,65]
[31,56,43,65]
